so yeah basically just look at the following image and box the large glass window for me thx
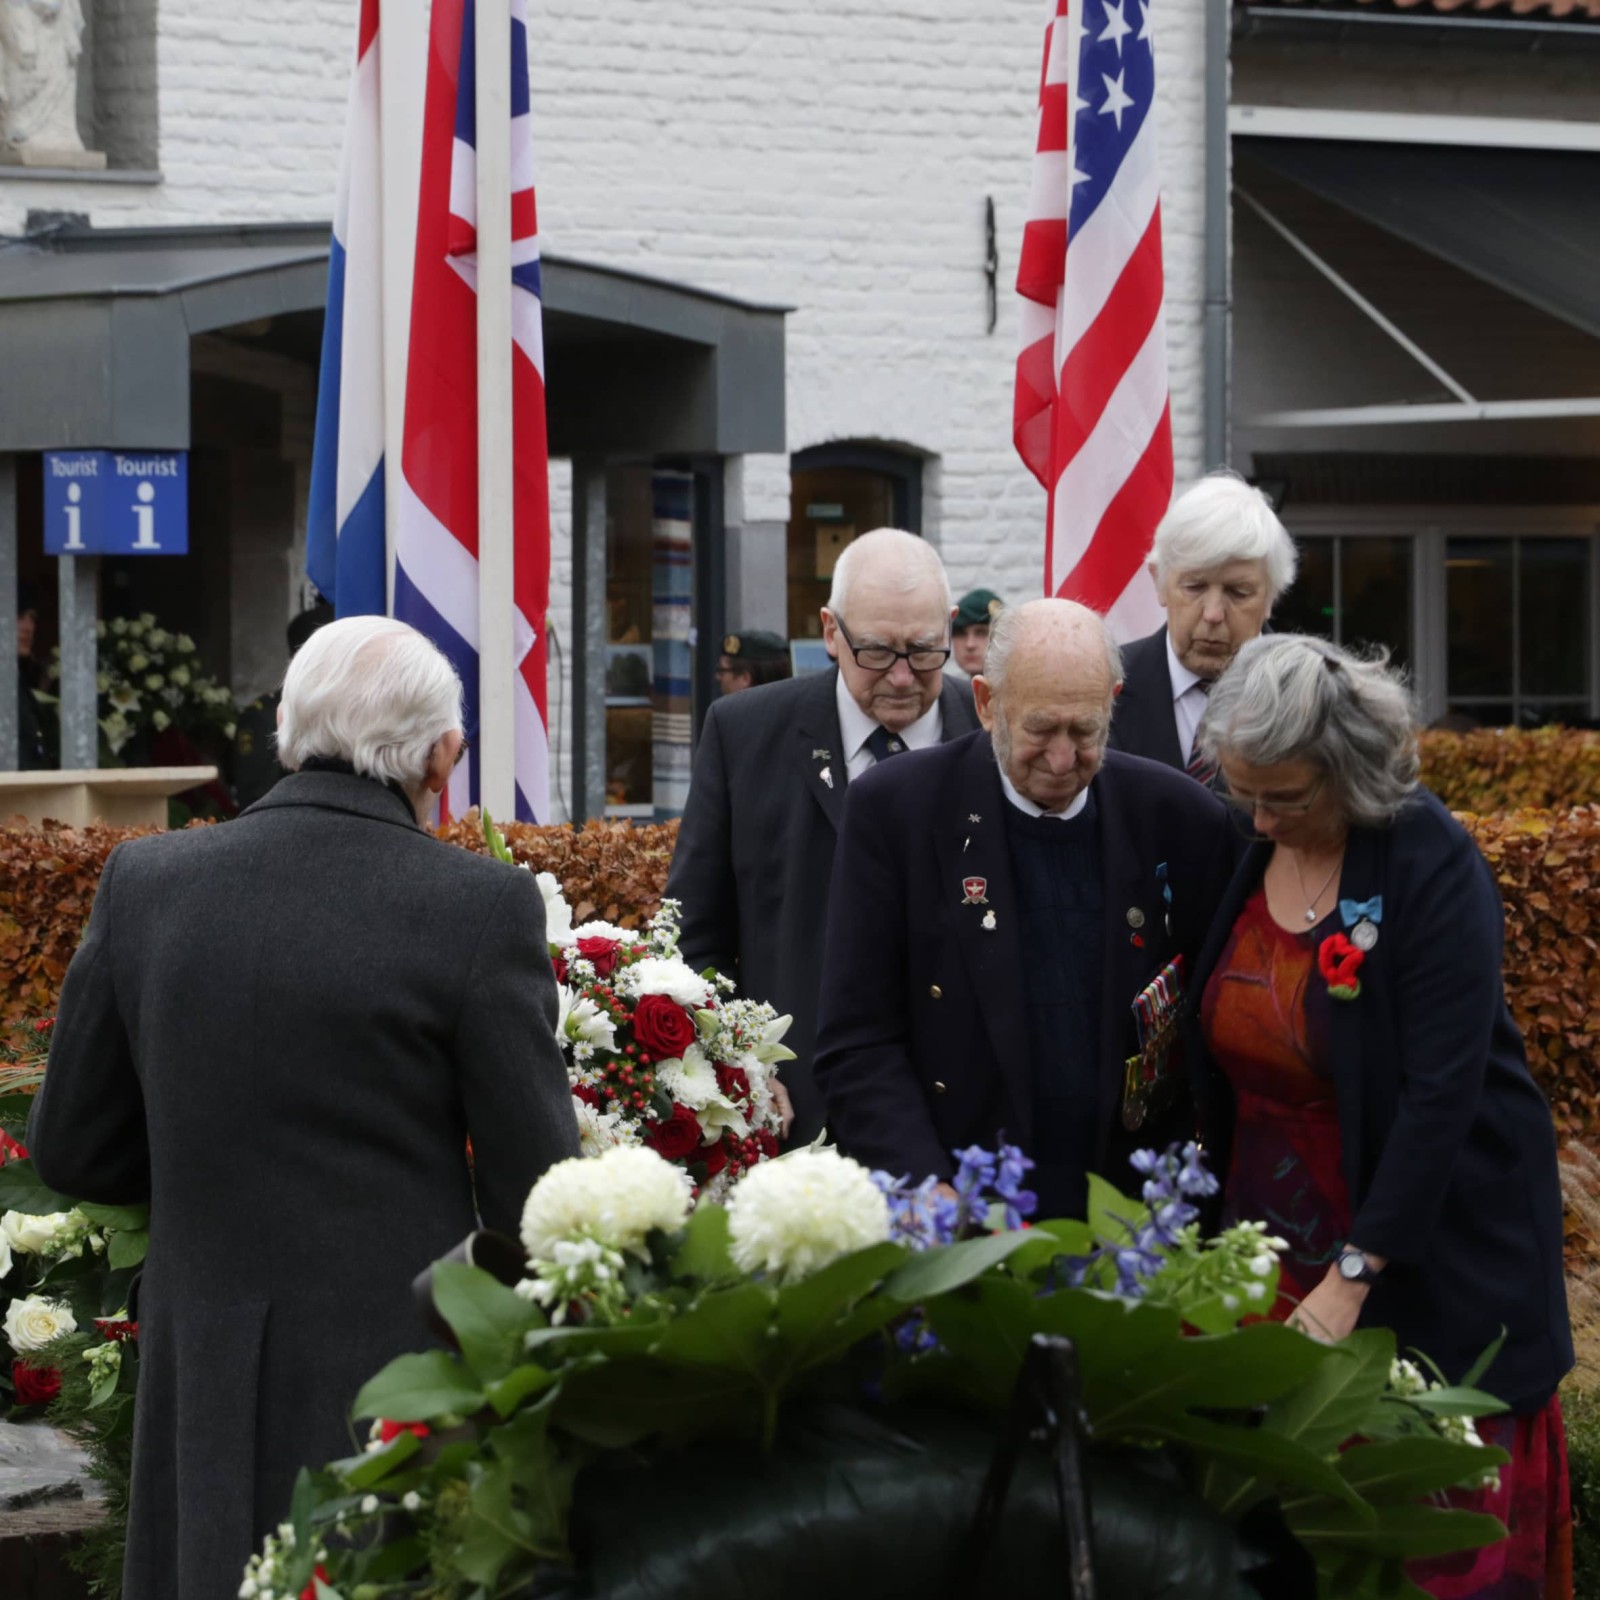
[1270,534,1413,669]
[1446,536,1591,728]
[785,446,922,655]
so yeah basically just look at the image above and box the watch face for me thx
[1338,1252,1366,1281]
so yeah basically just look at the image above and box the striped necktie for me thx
[1185,681,1220,788]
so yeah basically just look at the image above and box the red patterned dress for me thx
[1201,887,1572,1600]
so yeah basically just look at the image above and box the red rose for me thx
[572,1083,599,1108]
[378,1419,431,1445]
[552,954,568,983]
[575,936,621,977]
[700,1140,729,1178]
[634,993,698,1060]
[0,1129,26,1166]
[300,1564,331,1600]
[12,1361,60,1406]
[644,1103,703,1162]
[94,1318,139,1343]
[715,1064,750,1104]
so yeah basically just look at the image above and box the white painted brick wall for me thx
[0,0,1210,814]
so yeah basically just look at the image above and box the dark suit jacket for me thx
[1186,788,1572,1412]
[666,667,979,1143]
[812,736,1237,1190]
[29,772,580,1600]
[1108,625,1185,770]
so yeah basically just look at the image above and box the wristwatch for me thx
[1336,1247,1382,1286]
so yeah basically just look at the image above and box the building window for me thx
[1445,537,1592,729]
[1270,534,1414,669]
[786,445,923,645]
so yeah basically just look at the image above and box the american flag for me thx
[306,0,386,619]
[395,0,552,821]
[1014,0,1171,640]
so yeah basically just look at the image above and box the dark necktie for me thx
[864,725,907,766]
[1185,681,1220,788]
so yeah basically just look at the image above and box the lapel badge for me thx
[968,813,982,824]
[962,876,989,906]
[819,766,834,790]
[982,909,997,932]
[1126,907,1145,929]
[1339,894,1383,952]
[813,748,831,760]
[1350,919,1379,952]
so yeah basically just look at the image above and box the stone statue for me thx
[0,0,105,168]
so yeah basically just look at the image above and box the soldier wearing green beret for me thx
[715,629,791,696]
[951,588,1003,677]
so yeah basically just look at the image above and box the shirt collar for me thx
[1165,629,1205,703]
[835,670,943,761]
[998,765,1092,821]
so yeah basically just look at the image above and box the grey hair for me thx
[982,597,1123,696]
[826,527,952,619]
[277,616,464,792]
[1199,634,1420,827]
[1149,471,1298,601]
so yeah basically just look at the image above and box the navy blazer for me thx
[1186,788,1572,1412]
[813,735,1237,1189]
[1107,626,1185,771]
[667,667,979,1145]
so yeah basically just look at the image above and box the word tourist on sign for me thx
[43,451,190,557]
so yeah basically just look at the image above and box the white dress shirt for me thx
[836,671,944,782]
[1166,632,1209,766]
[998,767,1091,822]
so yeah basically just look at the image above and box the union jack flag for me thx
[395,0,552,822]
[1014,0,1170,640]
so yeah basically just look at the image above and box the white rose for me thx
[536,871,573,944]
[4,1293,77,1353]
[0,1229,11,1277]
[726,1148,891,1282]
[3,1210,76,1255]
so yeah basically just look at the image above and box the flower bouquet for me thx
[484,814,791,1198]
[248,1142,1511,1600]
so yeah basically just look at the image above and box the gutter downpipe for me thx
[1203,0,1231,472]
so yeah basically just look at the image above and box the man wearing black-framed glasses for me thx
[667,528,979,1147]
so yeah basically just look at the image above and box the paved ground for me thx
[0,1420,103,1536]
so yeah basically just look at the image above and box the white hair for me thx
[277,616,464,791]
[982,597,1122,695]
[1200,634,1419,827]
[826,527,952,619]
[1149,471,1298,600]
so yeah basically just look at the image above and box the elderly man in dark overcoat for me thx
[1109,472,1296,778]
[814,599,1237,1216]
[28,616,579,1600]
[667,528,979,1146]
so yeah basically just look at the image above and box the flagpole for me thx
[475,0,517,821]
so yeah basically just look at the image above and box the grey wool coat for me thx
[28,771,580,1600]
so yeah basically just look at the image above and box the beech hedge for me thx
[1420,727,1600,814]
[0,804,1596,1137]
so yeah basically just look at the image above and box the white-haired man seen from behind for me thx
[29,616,579,1600]
[1108,472,1298,779]
[666,527,982,1147]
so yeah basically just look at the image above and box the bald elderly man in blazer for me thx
[667,529,979,1145]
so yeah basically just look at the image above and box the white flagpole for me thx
[379,0,427,615]
[475,0,517,820]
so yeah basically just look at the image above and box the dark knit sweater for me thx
[1003,786,1104,1221]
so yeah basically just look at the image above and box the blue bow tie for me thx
[1339,896,1383,927]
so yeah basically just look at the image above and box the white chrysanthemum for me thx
[624,956,714,1009]
[571,918,631,944]
[726,1148,891,1282]
[556,986,618,1055]
[573,1099,640,1156]
[4,1293,77,1352]
[655,1044,718,1109]
[520,1145,691,1263]
[537,872,574,944]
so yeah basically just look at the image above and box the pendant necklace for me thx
[1289,848,1341,925]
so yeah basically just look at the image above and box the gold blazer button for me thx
[930,984,943,999]
[933,1080,948,1095]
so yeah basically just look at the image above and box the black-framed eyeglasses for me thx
[834,616,951,674]
[1223,772,1326,819]
[453,736,472,770]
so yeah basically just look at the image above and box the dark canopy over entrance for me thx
[0,220,787,454]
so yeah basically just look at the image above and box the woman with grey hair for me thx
[1187,634,1573,1596]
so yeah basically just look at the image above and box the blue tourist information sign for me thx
[43,450,189,556]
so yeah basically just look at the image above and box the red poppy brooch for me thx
[1317,932,1365,1001]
